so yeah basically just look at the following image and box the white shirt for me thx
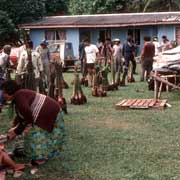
[113,44,122,58]
[85,44,99,64]
[153,41,160,56]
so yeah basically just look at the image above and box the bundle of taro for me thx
[127,61,135,83]
[100,65,110,91]
[108,56,118,91]
[48,62,67,114]
[71,73,87,105]
[80,76,88,87]
[92,65,107,97]
[80,58,88,87]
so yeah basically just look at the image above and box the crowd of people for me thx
[79,35,175,88]
[0,34,176,177]
[0,40,65,177]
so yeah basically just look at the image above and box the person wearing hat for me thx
[36,40,50,89]
[113,39,123,85]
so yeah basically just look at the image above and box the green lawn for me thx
[1,71,180,180]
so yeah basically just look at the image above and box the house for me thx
[20,12,180,57]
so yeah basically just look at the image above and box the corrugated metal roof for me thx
[20,12,180,29]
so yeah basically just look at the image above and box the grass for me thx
[1,70,180,180]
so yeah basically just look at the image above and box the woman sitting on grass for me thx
[1,80,65,164]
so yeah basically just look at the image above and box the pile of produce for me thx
[48,62,67,113]
[127,61,135,83]
[92,65,107,97]
[71,73,87,105]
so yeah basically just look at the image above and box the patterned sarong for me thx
[24,111,65,160]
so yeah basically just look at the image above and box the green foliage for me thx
[0,0,68,45]
[0,0,46,24]
[0,10,18,47]
[68,0,180,14]
[69,0,127,14]
[45,0,68,15]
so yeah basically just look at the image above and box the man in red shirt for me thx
[140,36,155,81]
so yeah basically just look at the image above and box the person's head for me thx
[144,36,151,42]
[162,35,168,43]
[1,80,20,101]
[40,40,48,49]
[105,38,111,44]
[3,45,12,55]
[153,36,158,42]
[127,35,132,43]
[83,39,90,46]
[25,40,33,49]
[113,39,120,45]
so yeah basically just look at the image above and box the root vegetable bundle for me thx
[71,73,87,105]
[92,65,107,97]
[48,62,67,113]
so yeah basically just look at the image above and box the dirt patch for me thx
[81,118,150,131]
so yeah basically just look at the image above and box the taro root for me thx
[80,77,88,87]
[127,61,135,83]
[71,73,87,105]
[92,65,107,97]
[101,65,110,91]
[48,62,67,114]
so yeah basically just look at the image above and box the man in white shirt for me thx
[153,36,160,56]
[84,39,99,87]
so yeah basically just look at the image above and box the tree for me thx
[143,0,180,12]
[45,0,68,15]
[0,10,18,47]
[0,0,46,24]
[69,0,128,14]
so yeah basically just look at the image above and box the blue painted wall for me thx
[30,29,45,49]
[157,25,175,43]
[29,25,176,57]
[91,29,99,45]
[111,28,127,43]
[66,29,79,57]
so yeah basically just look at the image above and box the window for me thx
[45,30,66,41]
[128,29,140,45]
[99,29,111,43]
[79,30,91,42]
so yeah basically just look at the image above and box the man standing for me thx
[112,39,122,85]
[79,40,85,74]
[16,40,43,91]
[103,38,113,65]
[121,36,135,86]
[140,36,155,81]
[36,40,50,87]
[84,39,99,87]
[161,35,170,52]
[153,36,160,56]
